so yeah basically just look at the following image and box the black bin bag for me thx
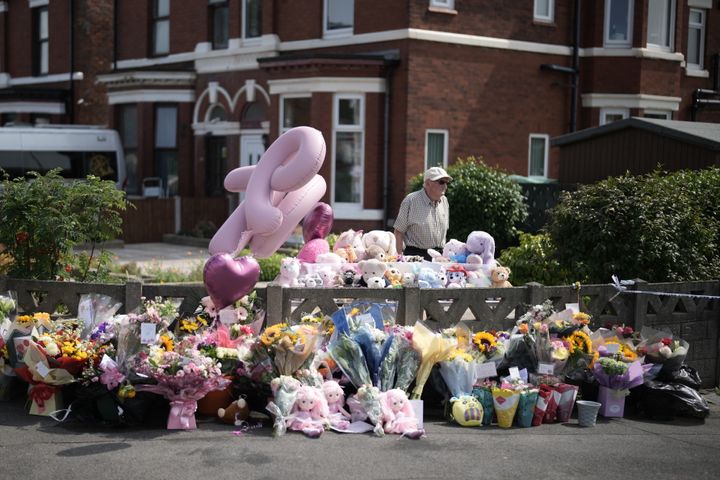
[630,380,710,421]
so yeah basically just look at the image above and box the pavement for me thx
[1,392,719,479]
[87,242,211,276]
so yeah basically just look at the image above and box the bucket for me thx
[576,400,602,427]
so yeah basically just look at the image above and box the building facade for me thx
[2,0,719,240]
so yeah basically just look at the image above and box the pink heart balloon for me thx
[302,202,333,242]
[203,254,261,310]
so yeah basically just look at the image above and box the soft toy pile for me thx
[277,229,505,289]
[0,291,710,436]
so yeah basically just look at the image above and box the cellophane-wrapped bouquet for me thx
[132,339,229,429]
[636,326,689,375]
[379,325,420,392]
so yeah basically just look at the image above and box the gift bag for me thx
[541,384,561,424]
[532,387,551,426]
[515,389,539,428]
[472,386,494,426]
[555,383,578,423]
[598,386,627,417]
[492,388,519,429]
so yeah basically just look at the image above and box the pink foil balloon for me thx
[302,202,333,242]
[203,254,261,310]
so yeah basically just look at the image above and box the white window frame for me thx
[646,0,676,51]
[323,0,354,39]
[331,93,365,208]
[279,94,311,134]
[424,129,448,170]
[604,0,634,48]
[430,0,455,9]
[687,8,705,70]
[528,134,549,179]
[533,0,554,23]
[643,109,671,120]
[599,107,630,125]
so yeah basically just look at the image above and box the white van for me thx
[0,125,126,189]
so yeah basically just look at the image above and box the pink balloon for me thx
[209,126,327,258]
[303,202,333,242]
[203,254,261,310]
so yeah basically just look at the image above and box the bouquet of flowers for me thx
[347,384,385,436]
[133,343,229,429]
[259,323,321,377]
[265,375,302,436]
[410,322,454,400]
[593,358,645,417]
[440,349,485,426]
[535,325,570,376]
[472,330,505,364]
[379,325,420,392]
[77,293,122,339]
[15,341,77,415]
[636,326,688,374]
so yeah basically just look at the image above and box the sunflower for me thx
[604,340,637,362]
[567,330,593,354]
[472,332,497,354]
[261,323,288,346]
[179,318,200,333]
[16,315,33,325]
[160,334,174,352]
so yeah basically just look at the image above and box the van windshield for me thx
[0,150,119,182]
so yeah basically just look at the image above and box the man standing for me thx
[393,167,451,261]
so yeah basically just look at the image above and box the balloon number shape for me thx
[209,126,327,258]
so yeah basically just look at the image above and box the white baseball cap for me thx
[424,166,452,182]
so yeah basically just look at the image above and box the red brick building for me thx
[2,1,719,241]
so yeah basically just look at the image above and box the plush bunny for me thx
[334,229,365,262]
[466,231,496,267]
[287,385,330,437]
[362,230,397,258]
[275,258,301,287]
[321,380,351,430]
[379,389,424,438]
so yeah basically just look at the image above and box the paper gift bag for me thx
[28,384,63,416]
[515,390,539,428]
[555,384,579,423]
[472,386,494,426]
[598,386,627,417]
[167,400,198,429]
[492,388,519,429]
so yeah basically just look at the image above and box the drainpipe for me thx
[570,0,581,132]
[68,0,75,122]
[113,0,118,71]
[382,58,399,229]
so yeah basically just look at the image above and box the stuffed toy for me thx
[315,252,346,264]
[333,229,364,262]
[298,273,323,288]
[322,380,351,430]
[466,231,496,267]
[340,264,361,287]
[358,259,388,288]
[379,389,424,438]
[362,230,397,258]
[416,267,443,289]
[428,239,468,263]
[401,272,417,287]
[446,264,468,288]
[449,394,483,427]
[286,385,330,438]
[466,269,491,287]
[296,238,330,263]
[275,258,300,287]
[316,267,339,288]
[217,398,250,426]
[490,266,512,288]
[401,255,425,263]
[365,244,386,262]
[437,269,448,287]
[384,267,402,288]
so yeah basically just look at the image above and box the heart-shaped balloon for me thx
[302,202,333,242]
[203,254,261,310]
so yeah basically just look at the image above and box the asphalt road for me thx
[1,394,719,480]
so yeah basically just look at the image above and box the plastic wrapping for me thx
[77,294,122,339]
[630,380,710,420]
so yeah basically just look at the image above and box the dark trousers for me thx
[403,245,440,262]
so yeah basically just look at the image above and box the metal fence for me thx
[1,276,717,386]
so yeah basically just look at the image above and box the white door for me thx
[238,133,265,201]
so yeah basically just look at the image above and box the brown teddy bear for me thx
[364,244,386,262]
[217,398,250,425]
[490,266,513,288]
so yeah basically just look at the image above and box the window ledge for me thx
[427,7,458,15]
[685,68,709,78]
[532,19,556,27]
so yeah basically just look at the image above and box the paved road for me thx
[1,394,719,480]
[82,243,211,275]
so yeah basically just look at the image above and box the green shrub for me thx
[143,261,205,283]
[408,157,528,249]
[498,232,573,286]
[546,168,720,283]
[0,169,128,281]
